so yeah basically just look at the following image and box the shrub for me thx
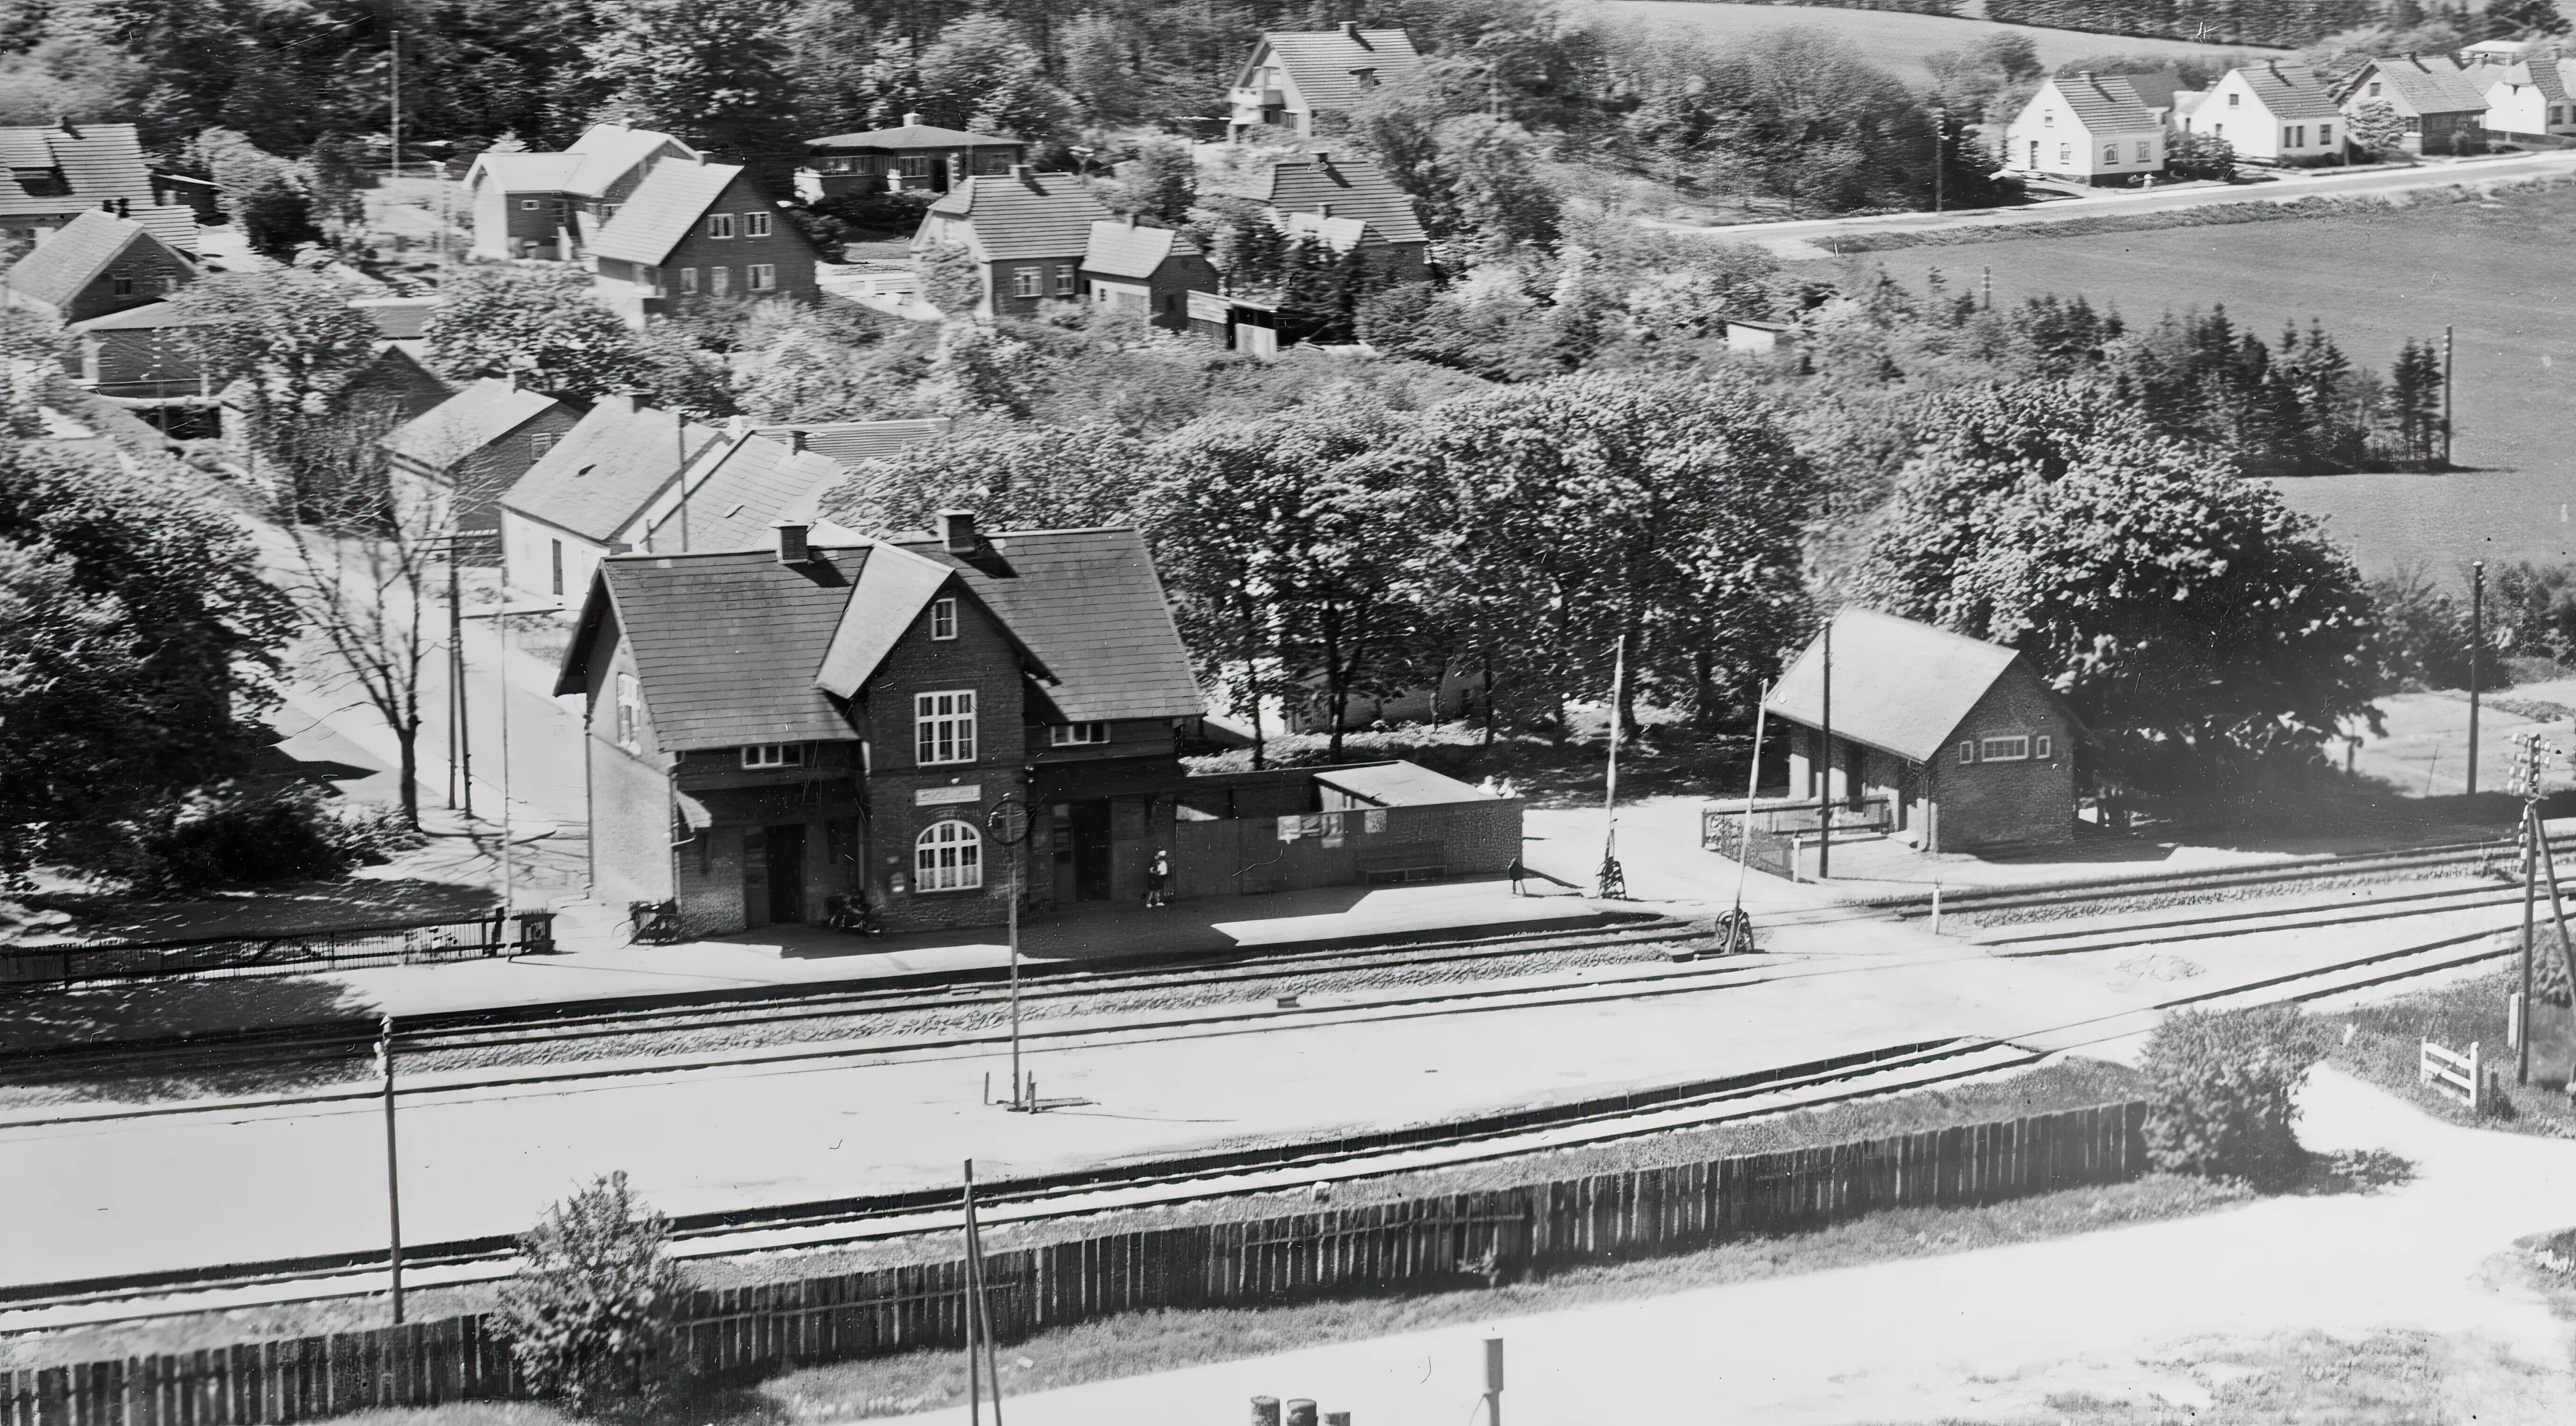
[2138,1005,2327,1188]
[500,1172,688,1415]
[112,782,420,894]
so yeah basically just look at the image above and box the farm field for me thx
[1592,1,2281,85]
[1855,185,2576,582]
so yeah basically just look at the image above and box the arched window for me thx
[915,819,983,891]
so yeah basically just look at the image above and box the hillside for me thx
[1593,1,2288,85]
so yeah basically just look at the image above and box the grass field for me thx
[1853,181,2576,582]
[1593,1,2279,86]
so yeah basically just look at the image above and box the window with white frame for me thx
[915,690,977,765]
[2320,122,2334,143]
[679,267,699,294]
[742,744,804,769]
[2042,111,2054,126]
[1979,735,2032,762]
[532,431,558,458]
[522,199,541,210]
[2136,141,2150,161]
[901,155,931,177]
[2035,734,2054,759]
[2228,91,2241,106]
[615,672,641,751]
[1049,722,1110,746]
[708,213,736,240]
[1958,740,1975,765]
[2102,143,2119,163]
[710,266,731,295]
[915,819,983,890]
[929,597,958,640]
[1053,264,1075,295]
[1012,267,1043,297]
[2058,143,2072,163]
[747,264,775,291]
[745,212,771,238]
[550,539,564,597]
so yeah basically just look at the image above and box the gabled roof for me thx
[129,206,199,254]
[65,298,225,333]
[1314,761,1496,807]
[630,431,850,553]
[0,123,157,218]
[2226,61,2343,120]
[501,400,724,543]
[747,416,951,471]
[2347,54,2490,115]
[1279,210,1377,253]
[588,160,749,266]
[2044,74,2160,134]
[814,540,964,698]
[922,171,1114,262]
[572,546,862,748]
[1762,611,2042,765]
[1252,28,1424,110]
[1081,220,1201,279]
[5,209,169,313]
[384,378,568,471]
[1198,151,1428,246]
[807,121,1022,151]
[2486,57,2575,104]
[469,152,584,193]
[352,295,439,340]
[563,124,698,195]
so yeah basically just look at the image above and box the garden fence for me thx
[1,1100,2145,1426]
[0,911,554,992]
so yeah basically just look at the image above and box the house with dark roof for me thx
[1762,611,2081,853]
[0,123,196,250]
[913,168,1114,319]
[553,511,1518,936]
[385,378,587,540]
[589,159,821,325]
[614,428,850,556]
[1197,148,1429,279]
[745,416,952,473]
[2005,72,2167,184]
[3,208,195,325]
[2176,60,2346,165]
[466,124,702,261]
[1079,219,1216,331]
[2338,54,2492,153]
[1230,24,1424,137]
[802,114,1027,198]
[498,394,725,602]
[2476,53,2576,141]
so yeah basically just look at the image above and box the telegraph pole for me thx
[1932,106,1947,214]
[1816,618,1834,880]
[2441,324,2456,468]
[1596,635,1627,899]
[2513,730,2555,1085]
[378,1012,405,1322]
[2469,561,2485,797]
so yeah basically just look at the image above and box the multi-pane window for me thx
[110,269,132,295]
[2320,123,2334,144]
[679,268,699,294]
[707,213,736,240]
[744,212,772,238]
[615,672,641,751]
[2135,141,2150,161]
[747,264,776,291]
[1049,722,1110,746]
[1012,267,1044,297]
[2228,92,2241,106]
[1054,264,1076,295]
[2102,144,2118,164]
[710,266,731,295]
[1979,736,2032,762]
[532,431,558,457]
[915,819,983,890]
[929,597,958,640]
[915,690,977,765]
[550,539,564,597]
[741,744,804,769]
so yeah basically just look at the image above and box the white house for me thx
[1228,24,1423,137]
[2478,54,2576,141]
[2177,60,2346,165]
[2003,72,2166,185]
[497,394,723,604]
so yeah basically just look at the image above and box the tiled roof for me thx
[883,526,1204,722]
[922,172,1112,262]
[2048,74,2160,133]
[2230,61,2342,120]
[1762,610,2034,764]
[66,299,225,333]
[502,401,724,543]
[582,546,862,748]
[2487,57,2573,105]
[632,432,850,552]
[1200,151,1427,246]
[384,378,566,470]
[2172,89,2212,121]
[814,540,959,698]
[807,122,1022,151]
[1256,28,1423,110]
[564,124,697,195]
[5,209,155,312]
[747,416,951,472]
[1279,210,1377,253]
[129,205,198,253]
[469,152,583,193]
[2122,70,2185,110]
[0,123,156,218]
[587,160,744,266]
[1081,220,1199,279]
[352,295,439,339]
[2350,54,2490,115]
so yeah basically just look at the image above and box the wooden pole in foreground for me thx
[964,1160,980,1426]
[964,1160,1003,1426]
[380,1013,404,1322]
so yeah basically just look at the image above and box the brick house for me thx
[802,114,1026,198]
[911,168,1112,320]
[0,122,198,250]
[1079,220,1216,331]
[2003,73,2167,185]
[1229,25,1424,138]
[1763,611,2082,853]
[2338,54,2491,154]
[3,208,195,325]
[1196,148,1429,281]
[498,393,725,603]
[465,124,700,262]
[384,378,587,542]
[589,159,821,326]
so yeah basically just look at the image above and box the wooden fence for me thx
[2,1101,2145,1426]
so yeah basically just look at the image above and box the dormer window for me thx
[1049,722,1110,746]
[742,744,804,769]
[1352,66,1379,88]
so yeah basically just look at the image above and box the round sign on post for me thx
[986,795,1030,846]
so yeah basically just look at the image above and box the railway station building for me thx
[554,513,1520,939]
[1763,611,2082,854]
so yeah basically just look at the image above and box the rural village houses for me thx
[1229,23,1424,137]
[1,207,196,325]
[466,123,701,262]
[588,158,824,325]
[2003,73,2167,185]
[802,115,1028,198]
[2336,53,2492,153]
[2172,60,2344,165]
[384,378,587,539]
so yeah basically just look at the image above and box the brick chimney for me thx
[939,509,977,554]
[775,522,811,565]
[903,112,922,127]
[1343,19,1364,44]
[599,390,637,415]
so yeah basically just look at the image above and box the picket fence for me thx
[1,1101,2147,1426]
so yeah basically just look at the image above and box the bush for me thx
[2138,1005,2327,1188]
[500,1172,688,1415]
[112,782,419,894]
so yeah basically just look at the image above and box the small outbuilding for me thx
[1763,610,2081,853]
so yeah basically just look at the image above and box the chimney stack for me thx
[939,509,977,555]
[1343,19,1362,42]
[1010,161,1032,180]
[599,390,637,416]
[903,112,922,127]
[787,428,807,453]
[775,522,812,565]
